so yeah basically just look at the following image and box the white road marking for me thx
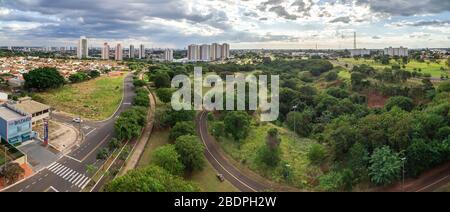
[85,128,97,136]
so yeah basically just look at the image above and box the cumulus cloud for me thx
[356,0,450,16]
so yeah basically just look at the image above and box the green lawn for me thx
[137,129,238,192]
[339,58,448,78]
[213,122,319,190]
[33,75,125,120]
[0,153,5,166]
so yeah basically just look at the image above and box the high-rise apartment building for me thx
[77,36,88,59]
[115,44,123,61]
[188,44,200,61]
[129,45,135,59]
[139,44,145,59]
[221,43,230,60]
[384,46,408,57]
[164,49,174,61]
[200,44,211,61]
[211,43,222,61]
[102,42,110,60]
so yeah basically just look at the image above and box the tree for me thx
[286,110,314,137]
[164,109,196,127]
[175,135,206,172]
[133,79,147,87]
[405,139,434,177]
[324,71,338,81]
[369,146,402,185]
[24,67,65,90]
[104,165,199,192]
[0,163,25,185]
[108,137,121,150]
[156,88,174,103]
[347,142,369,178]
[258,129,282,167]
[152,72,171,88]
[385,96,414,112]
[211,121,225,138]
[153,145,184,176]
[114,107,147,141]
[224,111,251,141]
[308,143,327,166]
[169,121,196,141]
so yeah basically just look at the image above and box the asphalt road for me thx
[196,111,269,192]
[2,73,135,192]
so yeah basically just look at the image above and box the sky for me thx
[0,0,449,49]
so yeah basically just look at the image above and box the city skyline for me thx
[0,0,449,49]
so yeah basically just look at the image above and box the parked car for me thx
[216,173,225,182]
[73,117,83,123]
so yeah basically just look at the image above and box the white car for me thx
[73,118,83,123]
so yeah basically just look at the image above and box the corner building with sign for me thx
[0,104,33,144]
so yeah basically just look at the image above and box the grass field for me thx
[338,58,448,78]
[214,122,319,190]
[137,128,238,192]
[33,75,125,120]
[0,153,5,166]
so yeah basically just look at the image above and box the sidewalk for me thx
[119,74,156,175]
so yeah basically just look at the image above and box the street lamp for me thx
[292,105,298,139]
[401,157,407,192]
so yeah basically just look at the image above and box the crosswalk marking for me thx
[47,163,90,188]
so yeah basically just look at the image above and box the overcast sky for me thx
[0,0,449,49]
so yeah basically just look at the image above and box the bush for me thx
[97,148,110,160]
[324,71,338,81]
[385,96,414,112]
[369,146,402,185]
[69,72,89,83]
[438,81,450,93]
[156,88,174,103]
[308,143,327,166]
[211,121,225,138]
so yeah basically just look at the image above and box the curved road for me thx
[196,111,268,192]
[2,73,135,192]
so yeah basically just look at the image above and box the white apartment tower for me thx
[211,43,222,60]
[384,46,409,57]
[129,45,135,59]
[102,42,110,60]
[115,43,123,61]
[139,44,145,59]
[164,49,174,62]
[221,43,230,60]
[188,44,200,61]
[77,36,88,59]
[200,44,211,61]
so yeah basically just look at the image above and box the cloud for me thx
[268,6,298,20]
[329,16,351,23]
[372,36,381,39]
[391,20,450,27]
[356,0,450,16]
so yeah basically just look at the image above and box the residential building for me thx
[211,43,222,60]
[102,42,110,60]
[200,44,211,61]
[115,44,123,61]
[188,44,200,61]
[384,46,409,57]
[139,44,145,59]
[350,49,371,57]
[129,45,135,59]
[164,49,174,62]
[221,43,230,60]
[77,36,88,59]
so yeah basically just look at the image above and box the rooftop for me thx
[13,100,50,114]
[0,106,24,121]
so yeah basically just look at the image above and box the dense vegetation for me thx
[24,67,65,90]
